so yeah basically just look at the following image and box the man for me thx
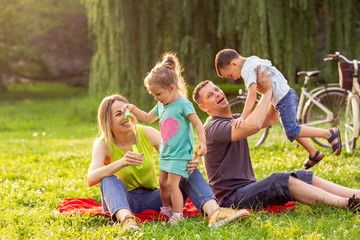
[192,66,360,212]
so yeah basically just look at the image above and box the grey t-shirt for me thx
[203,114,256,204]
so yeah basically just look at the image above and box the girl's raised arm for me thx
[122,103,158,124]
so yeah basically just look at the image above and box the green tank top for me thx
[107,126,159,191]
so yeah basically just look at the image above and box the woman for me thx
[87,94,249,231]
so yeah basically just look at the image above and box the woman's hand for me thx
[120,151,144,167]
[187,153,200,174]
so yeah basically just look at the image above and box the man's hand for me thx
[256,66,273,94]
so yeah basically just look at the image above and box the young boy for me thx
[214,49,341,169]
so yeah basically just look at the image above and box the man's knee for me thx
[268,172,286,181]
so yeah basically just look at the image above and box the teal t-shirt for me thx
[152,96,195,177]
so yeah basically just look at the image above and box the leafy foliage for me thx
[84,0,360,107]
[0,0,91,91]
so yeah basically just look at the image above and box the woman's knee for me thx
[100,175,123,189]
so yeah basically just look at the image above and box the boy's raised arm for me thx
[241,83,257,119]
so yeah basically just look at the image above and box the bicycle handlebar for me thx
[324,51,358,70]
[323,57,333,61]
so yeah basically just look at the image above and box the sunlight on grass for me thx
[1,92,360,239]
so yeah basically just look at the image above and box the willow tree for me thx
[84,0,359,106]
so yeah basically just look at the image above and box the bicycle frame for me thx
[297,77,334,125]
[326,51,360,151]
[352,61,360,95]
[349,62,360,139]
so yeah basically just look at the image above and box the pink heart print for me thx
[159,117,179,146]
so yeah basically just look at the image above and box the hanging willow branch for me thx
[84,0,359,107]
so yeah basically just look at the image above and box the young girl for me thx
[123,52,207,224]
[215,49,341,169]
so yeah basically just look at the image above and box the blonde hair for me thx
[97,94,137,147]
[144,52,188,99]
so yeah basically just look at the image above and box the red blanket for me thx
[56,198,295,223]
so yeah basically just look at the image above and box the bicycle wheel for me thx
[302,88,348,148]
[344,95,359,152]
[229,97,270,147]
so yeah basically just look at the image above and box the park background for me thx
[1,0,360,239]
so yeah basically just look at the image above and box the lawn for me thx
[1,83,360,239]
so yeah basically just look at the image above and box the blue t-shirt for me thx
[152,96,195,161]
[241,56,290,106]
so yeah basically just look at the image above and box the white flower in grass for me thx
[33,132,38,137]
[42,132,46,136]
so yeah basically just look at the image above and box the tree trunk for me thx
[0,76,8,92]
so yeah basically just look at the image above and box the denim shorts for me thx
[275,88,301,142]
[221,170,313,209]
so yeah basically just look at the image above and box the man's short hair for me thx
[192,80,212,104]
[215,49,239,77]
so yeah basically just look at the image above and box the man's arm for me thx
[241,83,257,119]
[261,103,279,128]
[231,66,273,141]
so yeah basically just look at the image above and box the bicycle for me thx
[324,52,359,152]
[229,69,348,147]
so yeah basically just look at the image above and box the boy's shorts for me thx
[275,88,301,142]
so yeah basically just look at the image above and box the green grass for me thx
[1,83,360,239]
[0,82,87,101]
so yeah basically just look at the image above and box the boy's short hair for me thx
[215,49,240,77]
[192,80,212,104]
